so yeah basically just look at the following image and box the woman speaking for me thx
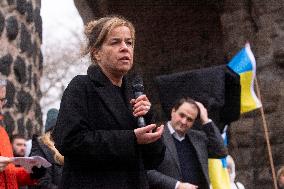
[52,16,165,189]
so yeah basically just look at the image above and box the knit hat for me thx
[45,108,59,133]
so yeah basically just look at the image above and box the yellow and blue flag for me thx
[227,43,262,113]
[209,126,231,189]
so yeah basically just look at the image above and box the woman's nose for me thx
[120,41,129,50]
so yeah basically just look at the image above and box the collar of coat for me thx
[87,64,129,88]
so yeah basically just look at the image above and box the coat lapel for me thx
[187,130,209,183]
[87,65,136,129]
[187,131,203,162]
[164,124,182,176]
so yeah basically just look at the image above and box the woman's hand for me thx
[134,124,164,144]
[130,95,151,117]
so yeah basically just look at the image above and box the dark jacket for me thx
[147,121,227,189]
[52,65,165,189]
[29,136,62,189]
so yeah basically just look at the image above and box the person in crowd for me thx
[11,134,27,157]
[0,78,46,189]
[52,15,165,189]
[277,166,284,189]
[227,155,245,189]
[11,134,28,189]
[29,108,63,189]
[147,97,227,189]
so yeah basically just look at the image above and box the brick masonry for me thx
[0,0,42,138]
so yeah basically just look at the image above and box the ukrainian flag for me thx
[227,43,262,113]
[209,127,230,189]
[209,158,231,189]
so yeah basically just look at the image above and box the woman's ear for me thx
[91,48,101,62]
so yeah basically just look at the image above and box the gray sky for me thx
[40,0,85,123]
[41,0,83,46]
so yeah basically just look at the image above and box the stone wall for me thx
[222,1,284,188]
[0,0,43,138]
[74,0,284,188]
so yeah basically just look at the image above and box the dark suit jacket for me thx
[147,121,227,189]
[52,65,165,189]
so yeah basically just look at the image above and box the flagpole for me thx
[255,77,278,189]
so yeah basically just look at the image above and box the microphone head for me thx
[132,75,144,93]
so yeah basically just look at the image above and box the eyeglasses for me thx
[0,98,7,105]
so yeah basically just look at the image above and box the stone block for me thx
[14,56,27,83]
[35,102,42,124]
[0,11,4,35]
[236,169,254,189]
[26,1,33,23]
[273,143,284,164]
[20,23,32,56]
[273,42,284,68]
[38,50,43,72]
[232,147,253,168]
[3,112,15,136]
[6,16,18,40]
[33,7,42,41]
[17,117,25,135]
[255,167,273,186]
[26,118,33,138]
[16,90,32,113]
[32,41,37,65]
[0,54,13,76]
[6,0,15,5]
[6,81,15,108]
[230,118,255,134]
[252,0,283,17]
[16,0,27,15]
[27,65,31,88]
[275,17,284,31]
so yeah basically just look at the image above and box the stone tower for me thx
[74,0,284,188]
[0,0,43,138]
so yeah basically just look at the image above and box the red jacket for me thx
[0,119,37,189]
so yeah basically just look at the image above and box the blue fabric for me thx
[227,48,252,74]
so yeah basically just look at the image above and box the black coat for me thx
[29,136,63,189]
[52,65,165,189]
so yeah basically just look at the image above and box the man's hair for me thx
[10,134,26,143]
[172,97,200,120]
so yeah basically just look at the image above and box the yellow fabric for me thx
[240,71,261,113]
[208,159,231,189]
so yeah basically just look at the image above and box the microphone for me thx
[132,76,146,127]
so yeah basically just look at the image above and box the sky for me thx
[41,0,83,46]
[40,0,85,123]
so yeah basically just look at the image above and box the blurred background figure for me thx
[11,134,27,157]
[277,166,284,189]
[0,77,45,189]
[29,108,63,189]
[227,155,245,189]
[25,139,32,157]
